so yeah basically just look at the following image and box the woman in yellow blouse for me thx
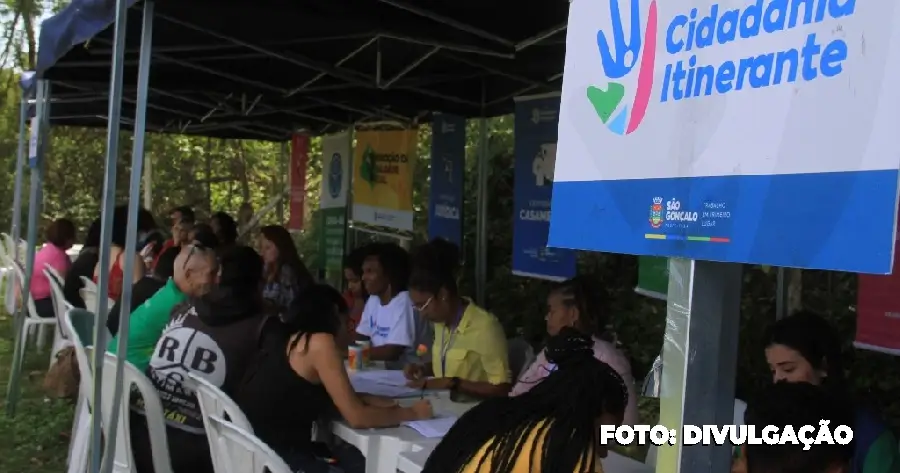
[404,239,512,398]
[421,329,629,473]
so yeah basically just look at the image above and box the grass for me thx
[0,309,75,473]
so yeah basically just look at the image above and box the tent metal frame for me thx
[6,3,747,473]
[40,2,567,139]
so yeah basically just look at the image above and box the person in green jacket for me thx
[108,243,218,370]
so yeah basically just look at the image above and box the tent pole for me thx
[101,1,155,472]
[5,91,28,314]
[775,267,789,320]
[88,0,130,468]
[9,93,28,253]
[474,116,489,306]
[278,141,286,223]
[5,80,49,416]
[343,127,355,264]
[142,147,152,209]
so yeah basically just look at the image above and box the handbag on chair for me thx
[43,346,81,399]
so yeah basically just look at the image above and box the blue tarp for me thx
[20,0,139,91]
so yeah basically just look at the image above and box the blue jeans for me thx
[282,441,365,473]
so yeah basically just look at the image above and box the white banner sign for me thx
[549,0,900,274]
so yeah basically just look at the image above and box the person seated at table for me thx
[210,211,239,253]
[133,246,273,473]
[743,381,854,473]
[510,276,639,425]
[259,224,314,315]
[105,245,179,336]
[138,229,167,267]
[107,242,218,371]
[92,205,157,300]
[29,218,77,318]
[403,239,512,398]
[188,222,220,249]
[152,205,194,268]
[64,217,101,308]
[764,311,900,473]
[356,243,426,367]
[237,283,433,473]
[342,245,369,337]
[421,328,628,473]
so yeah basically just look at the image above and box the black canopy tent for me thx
[37,0,570,139]
[9,2,571,471]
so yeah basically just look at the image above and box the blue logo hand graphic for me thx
[597,0,642,79]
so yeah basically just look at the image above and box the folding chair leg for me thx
[15,323,29,379]
[49,327,64,369]
[36,324,48,352]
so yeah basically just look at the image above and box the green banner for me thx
[636,256,668,301]
[318,207,347,271]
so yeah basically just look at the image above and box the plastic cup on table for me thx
[357,340,372,366]
[348,345,364,372]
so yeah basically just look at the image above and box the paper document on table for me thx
[350,370,409,386]
[402,416,458,438]
[350,377,421,398]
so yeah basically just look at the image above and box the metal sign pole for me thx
[657,259,742,473]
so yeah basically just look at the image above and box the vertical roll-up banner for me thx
[512,94,577,281]
[287,133,309,231]
[318,132,351,270]
[352,129,417,231]
[429,114,466,246]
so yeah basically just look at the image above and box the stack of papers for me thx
[349,370,422,398]
[402,416,458,438]
[351,370,409,386]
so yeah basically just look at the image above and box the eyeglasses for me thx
[182,241,208,269]
[412,296,433,312]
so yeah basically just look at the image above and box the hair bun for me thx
[545,327,595,366]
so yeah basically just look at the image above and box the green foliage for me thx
[0,311,74,473]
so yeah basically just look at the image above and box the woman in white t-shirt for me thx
[355,243,426,366]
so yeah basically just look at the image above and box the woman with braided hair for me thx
[510,276,639,425]
[421,328,629,473]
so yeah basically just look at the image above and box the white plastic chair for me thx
[187,372,253,473]
[5,257,58,365]
[79,277,114,315]
[80,275,98,292]
[1,235,15,315]
[0,234,8,299]
[1,233,17,262]
[397,443,436,473]
[94,352,174,473]
[205,415,292,473]
[44,263,64,286]
[65,308,96,473]
[44,268,72,366]
[507,337,535,381]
